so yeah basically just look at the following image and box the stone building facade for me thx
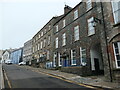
[100,1,120,82]
[31,0,120,82]
[32,16,62,68]
[23,39,32,65]
[53,2,105,76]
[53,1,120,82]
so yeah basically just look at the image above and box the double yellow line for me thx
[32,69,103,90]
[3,69,12,88]
[19,66,103,89]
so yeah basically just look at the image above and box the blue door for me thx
[63,59,68,67]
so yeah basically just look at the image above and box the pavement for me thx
[0,63,4,89]
[21,65,120,90]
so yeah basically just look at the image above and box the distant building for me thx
[2,50,11,63]
[10,48,23,64]
[0,50,3,60]
[23,39,32,65]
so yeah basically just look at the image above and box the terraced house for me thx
[31,0,120,82]
[32,16,62,68]
[52,0,120,82]
[53,1,105,77]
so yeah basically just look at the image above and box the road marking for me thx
[3,69,12,88]
[33,70,103,90]
[18,66,103,90]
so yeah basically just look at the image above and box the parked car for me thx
[5,59,12,65]
[18,61,26,66]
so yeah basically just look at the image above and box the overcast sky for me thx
[0,0,81,50]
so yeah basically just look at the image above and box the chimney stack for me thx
[64,5,72,14]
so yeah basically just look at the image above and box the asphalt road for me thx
[2,64,96,89]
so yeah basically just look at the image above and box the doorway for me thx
[90,43,104,75]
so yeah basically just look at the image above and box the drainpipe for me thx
[100,1,113,82]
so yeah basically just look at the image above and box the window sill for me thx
[88,33,95,37]
[113,22,120,27]
[74,39,79,42]
[62,45,66,47]
[71,64,77,66]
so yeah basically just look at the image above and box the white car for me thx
[18,62,26,65]
[5,59,12,65]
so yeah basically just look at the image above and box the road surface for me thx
[2,64,99,89]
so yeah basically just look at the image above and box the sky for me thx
[0,0,81,50]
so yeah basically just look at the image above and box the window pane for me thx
[115,48,119,54]
[113,42,120,68]
[56,37,58,48]
[56,25,58,32]
[86,0,92,10]
[88,17,95,35]
[112,1,120,24]
[74,10,78,19]
[116,55,120,61]
[73,60,76,64]
[74,26,79,41]
[117,61,120,66]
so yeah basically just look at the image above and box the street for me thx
[2,64,96,89]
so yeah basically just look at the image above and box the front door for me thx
[94,58,100,74]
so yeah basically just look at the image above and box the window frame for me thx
[74,9,78,20]
[38,43,40,50]
[63,19,66,28]
[56,25,58,32]
[71,49,77,65]
[113,42,120,68]
[62,33,66,46]
[55,37,58,48]
[74,25,79,41]
[86,0,92,11]
[41,32,43,36]
[111,1,120,24]
[40,41,43,49]
[87,17,95,36]
[58,53,62,66]
[48,35,51,45]
[43,39,46,47]
[80,47,87,66]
